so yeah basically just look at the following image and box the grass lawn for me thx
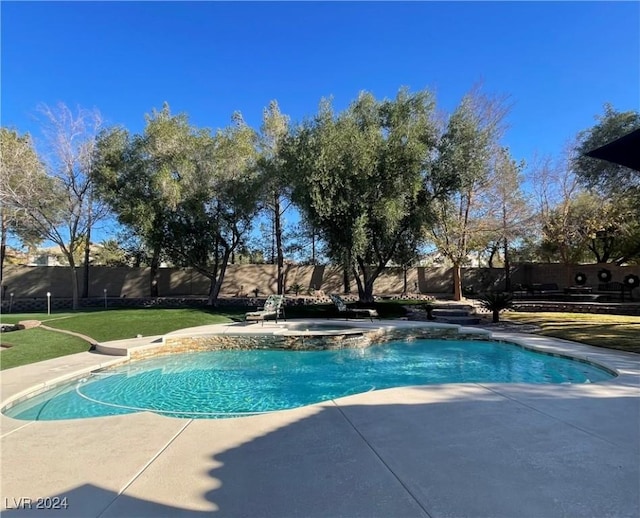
[3,304,637,370]
[0,302,410,369]
[0,308,246,370]
[1,328,91,370]
[504,312,640,354]
[30,307,245,342]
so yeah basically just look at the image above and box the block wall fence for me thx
[2,263,639,301]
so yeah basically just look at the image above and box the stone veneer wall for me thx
[513,302,640,316]
[130,327,476,361]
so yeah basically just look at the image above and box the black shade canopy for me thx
[585,128,640,172]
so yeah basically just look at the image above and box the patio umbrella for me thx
[584,128,640,172]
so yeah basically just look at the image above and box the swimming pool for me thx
[3,338,614,421]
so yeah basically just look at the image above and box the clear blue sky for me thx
[2,1,638,166]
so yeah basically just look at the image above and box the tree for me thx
[572,104,640,195]
[1,104,103,309]
[257,101,291,294]
[160,113,262,305]
[533,152,589,272]
[0,129,45,285]
[429,88,508,300]
[572,104,640,263]
[94,104,189,296]
[283,88,453,303]
[92,239,129,267]
[559,192,638,265]
[482,147,532,291]
[394,234,422,295]
[96,105,262,304]
[286,215,326,265]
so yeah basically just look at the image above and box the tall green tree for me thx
[0,128,46,285]
[283,88,453,303]
[160,113,261,305]
[429,88,508,300]
[94,104,193,296]
[257,101,291,294]
[572,104,640,263]
[573,104,640,195]
[96,105,261,304]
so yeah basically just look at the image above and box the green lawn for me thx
[37,308,244,342]
[504,312,640,354]
[0,307,245,370]
[1,328,91,370]
[2,305,637,371]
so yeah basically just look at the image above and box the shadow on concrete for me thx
[200,388,639,517]
[2,484,210,517]
[3,384,639,517]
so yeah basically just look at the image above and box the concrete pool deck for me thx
[1,319,639,517]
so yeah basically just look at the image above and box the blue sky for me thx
[3,1,638,164]
[1,1,639,253]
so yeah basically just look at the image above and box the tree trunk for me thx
[270,217,275,264]
[207,249,231,306]
[362,279,376,304]
[503,237,511,292]
[354,257,380,304]
[82,235,91,299]
[343,267,351,294]
[402,265,408,294]
[0,208,6,290]
[82,192,93,298]
[150,244,161,297]
[274,196,284,295]
[453,263,462,301]
[492,309,500,323]
[68,255,79,310]
[342,250,352,293]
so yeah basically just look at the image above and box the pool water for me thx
[4,339,614,421]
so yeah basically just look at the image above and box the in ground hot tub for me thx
[275,321,371,336]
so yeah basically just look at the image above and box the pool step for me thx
[431,305,480,325]
[431,309,472,317]
[405,303,482,325]
[433,316,481,325]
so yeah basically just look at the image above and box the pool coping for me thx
[2,319,639,518]
[1,318,637,416]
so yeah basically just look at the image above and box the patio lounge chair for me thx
[245,295,286,325]
[329,294,379,322]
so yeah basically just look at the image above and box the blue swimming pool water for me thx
[4,339,614,421]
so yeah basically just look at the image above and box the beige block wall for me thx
[2,263,639,299]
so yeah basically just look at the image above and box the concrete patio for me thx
[1,321,639,517]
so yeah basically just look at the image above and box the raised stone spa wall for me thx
[513,301,640,315]
[129,326,482,361]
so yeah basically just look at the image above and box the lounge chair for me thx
[329,294,378,322]
[245,295,286,325]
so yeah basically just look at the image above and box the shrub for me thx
[420,301,436,320]
[477,291,514,323]
[288,283,304,296]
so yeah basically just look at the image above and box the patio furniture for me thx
[564,286,593,295]
[245,295,286,325]
[329,294,379,322]
[597,282,633,302]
